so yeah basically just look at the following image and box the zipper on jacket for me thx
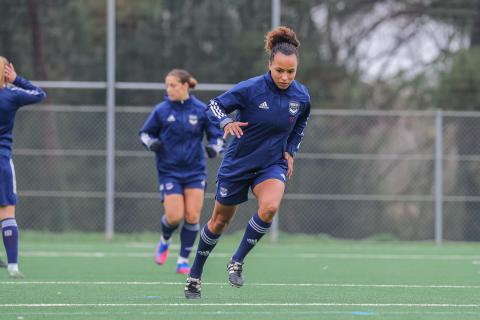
[181,102,187,166]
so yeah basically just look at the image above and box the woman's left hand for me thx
[284,152,294,179]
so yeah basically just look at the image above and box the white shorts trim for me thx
[9,159,17,195]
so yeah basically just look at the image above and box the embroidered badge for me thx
[219,187,228,197]
[189,114,198,125]
[289,101,300,115]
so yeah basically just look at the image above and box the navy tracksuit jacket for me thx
[0,76,46,158]
[207,71,311,179]
[139,95,223,181]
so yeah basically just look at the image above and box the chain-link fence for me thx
[6,0,480,241]
[12,106,480,241]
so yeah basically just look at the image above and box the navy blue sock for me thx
[189,224,221,279]
[232,213,271,263]
[161,215,179,241]
[2,218,18,264]
[179,222,200,259]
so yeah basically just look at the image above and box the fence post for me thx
[105,0,116,240]
[270,0,281,243]
[434,110,443,245]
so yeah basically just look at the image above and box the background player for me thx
[140,69,223,274]
[0,57,46,278]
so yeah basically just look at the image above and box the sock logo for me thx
[197,250,210,256]
[247,238,258,245]
[3,230,12,237]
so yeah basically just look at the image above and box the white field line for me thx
[16,251,480,260]
[1,281,479,289]
[6,311,480,316]
[1,303,480,308]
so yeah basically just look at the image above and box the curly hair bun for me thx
[265,26,300,54]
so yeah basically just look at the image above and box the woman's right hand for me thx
[4,63,17,83]
[223,122,248,139]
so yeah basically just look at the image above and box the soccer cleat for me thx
[184,277,201,299]
[0,259,7,268]
[154,238,170,265]
[176,261,190,275]
[227,260,244,288]
[8,269,24,279]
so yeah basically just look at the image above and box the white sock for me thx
[177,256,188,264]
[161,236,171,244]
[7,263,18,273]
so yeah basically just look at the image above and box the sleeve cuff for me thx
[12,76,22,86]
[220,118,233,129]
[286,145,297,158]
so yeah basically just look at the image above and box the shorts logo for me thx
[189,114,198,125]
[219,187,228,197]
[159,184,164,191]
[165,182,174,191]
[280,173,286,181]
[201,180,206,187]
[167,114,176,122]
[289,101,300,115]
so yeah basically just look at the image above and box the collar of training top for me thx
[264,71,296,94]
[164,94,193,107]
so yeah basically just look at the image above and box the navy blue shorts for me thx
[159,177,206,202]
[215,164,287,206]
[0,157,17,206]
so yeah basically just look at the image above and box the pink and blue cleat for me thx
[176,261,190,274]
[154,238,170,265]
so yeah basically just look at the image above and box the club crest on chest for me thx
[189,114,198,125]
[289,101,300,116]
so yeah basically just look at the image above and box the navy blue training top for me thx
[139,95,223,181]
[0,76,47,158]
[207,71,311,179]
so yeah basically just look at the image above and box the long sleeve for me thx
[10,76,46,107]
[139,107,162,148]
[207,83,247,129]
[139,108,162,136]
[204,109,224,145]
[286,100,311,157]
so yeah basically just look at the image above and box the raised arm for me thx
[6,64,46,107]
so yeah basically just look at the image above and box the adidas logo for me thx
[246,238,258,245]
[167,114,176,122]
[258,101,269,109]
